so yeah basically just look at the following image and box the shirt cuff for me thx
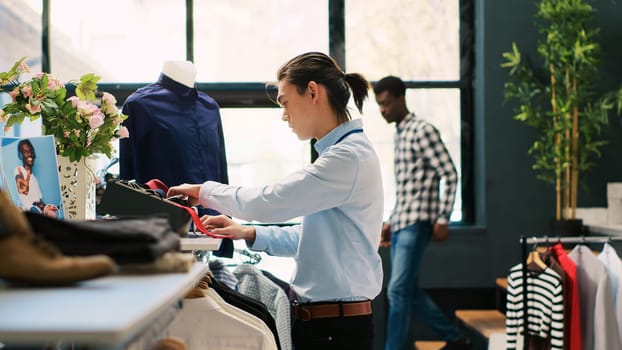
[248,226,269,251]
[198,181,219,207]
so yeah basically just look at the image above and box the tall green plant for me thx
[501,0,618,221]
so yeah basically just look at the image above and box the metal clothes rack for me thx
[518,235,622,350]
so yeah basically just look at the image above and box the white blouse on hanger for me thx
[569,244,620,350]
[597,243,622,347]
[166,289,275,349]
[204,287,278,350]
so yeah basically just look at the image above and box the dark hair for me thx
[275,52,370,124]
[373,76,406,98]
[17,139,35,161]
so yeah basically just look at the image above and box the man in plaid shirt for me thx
[373,76,470,350]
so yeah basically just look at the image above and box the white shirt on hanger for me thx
[166,289,269,349]
[569,244,620,350]
[597,243,622,347]
[204,287,278,350]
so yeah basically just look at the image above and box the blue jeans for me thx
[384,222,461,350]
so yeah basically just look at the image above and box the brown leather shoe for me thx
[0,233,117,285]
[0,188,34,237]
[0,190,117,285]
[151,336,188,350]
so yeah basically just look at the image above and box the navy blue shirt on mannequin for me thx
[119,73,233,256]
[120,73,228,188]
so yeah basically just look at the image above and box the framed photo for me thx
[0,135,65,219]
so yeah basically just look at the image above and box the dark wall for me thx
[416,0,622,289]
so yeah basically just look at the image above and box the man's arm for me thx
[423,123,458,224]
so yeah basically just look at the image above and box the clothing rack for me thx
[518,235,622,350]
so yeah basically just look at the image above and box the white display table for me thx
[0,262,209,349]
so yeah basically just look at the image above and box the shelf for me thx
[586,224,622,236]
[180,237,222,251]
[0,262,208,349]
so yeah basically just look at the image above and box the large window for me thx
[1,0,472,225]
[346,0,463,221]
[194,1,328,82]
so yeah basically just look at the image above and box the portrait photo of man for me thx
[1,136,64,219]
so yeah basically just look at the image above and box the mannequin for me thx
[161,60,196,88]
[119,59,232,257]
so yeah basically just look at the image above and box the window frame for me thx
[39,0,475,224]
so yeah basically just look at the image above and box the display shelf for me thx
[180,236,222,251]
[0,262,208,349]
[586,224,622,236]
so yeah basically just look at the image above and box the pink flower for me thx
[67,96,79,108]
[9,87,19,101]
[18,62,29,73]
[25,103,41,114]
[33,73,43,79]
[21,85,33,98]
[47,76,64,90]
[101,103,118,115]
[78,101,99,115]
[63,131,70,138]
[101,92,117,106]
[89,112,105,129]
[117,126,129,139]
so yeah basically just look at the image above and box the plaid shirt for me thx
[390,113,458,232]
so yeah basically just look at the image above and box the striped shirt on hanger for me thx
[505,263,564,350]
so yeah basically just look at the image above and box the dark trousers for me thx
[292,314,374,350]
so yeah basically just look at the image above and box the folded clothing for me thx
[25,212,180,265]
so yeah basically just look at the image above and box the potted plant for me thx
[501,0,621,235]
[0,57,129,162]
[0,57,130,220]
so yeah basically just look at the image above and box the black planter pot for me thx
[550,218,584,237]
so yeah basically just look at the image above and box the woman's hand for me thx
[166,183,202,207]
[201,214,256,243]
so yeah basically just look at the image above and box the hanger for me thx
[540,235,553,265]
[602,236,612,257]
[526,237,547,271]
[235,248,262,265]
[544,235,550,249]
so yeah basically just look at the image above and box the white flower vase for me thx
[57,155,97,221]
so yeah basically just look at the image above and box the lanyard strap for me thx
[175,203,233,239]
[334,128,363,145]
[145,179,233,239]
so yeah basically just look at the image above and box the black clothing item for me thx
[213,237,234,258]
[25,212,179,264]
[0,219,7,237]
[292,314,374,350]
[440,336,473,350]
[208,277,281,350]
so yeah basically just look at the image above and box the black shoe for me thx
[440,337,472,350]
